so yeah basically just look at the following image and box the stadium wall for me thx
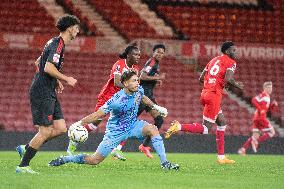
[1,131,284,154]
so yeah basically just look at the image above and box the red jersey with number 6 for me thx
[203,54,236,92]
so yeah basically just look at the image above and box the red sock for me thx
[242,137,252,150]
[83,124,97,132]
[216,130,225,155]
[257,133,271,143]
[119,140,127,146]
[181,123,204,134]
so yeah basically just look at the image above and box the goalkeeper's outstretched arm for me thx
[142,95,168,117]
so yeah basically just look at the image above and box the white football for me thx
[68,125,88,143]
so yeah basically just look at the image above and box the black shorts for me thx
[30,97,64,126]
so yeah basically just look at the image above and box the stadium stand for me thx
[0,0,283,136]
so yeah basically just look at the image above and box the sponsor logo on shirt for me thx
[53,53,60,63]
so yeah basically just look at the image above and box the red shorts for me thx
[252,118,272,132]
[200,90,222,123]
[94,95,112,112]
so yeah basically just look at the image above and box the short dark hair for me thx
[119,45,139,59]
[153,44,166,52]
[56,14,80,32]
[221,41,234,54]
[120,69,137,84]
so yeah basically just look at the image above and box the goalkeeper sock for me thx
[151,135,167,164]
[63,154,86,164]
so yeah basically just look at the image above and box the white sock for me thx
[218,155,225,160]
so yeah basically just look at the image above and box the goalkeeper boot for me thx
[161,161,179,170]
[165,120,181,139]
[49,156,66,166]
[111,149,126,161]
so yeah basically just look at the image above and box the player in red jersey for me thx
[238,81,276,155]
[66,45,140,158]
[165,41,243,164]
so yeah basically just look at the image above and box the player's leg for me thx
[251,131,260,153]
[142,123,179,170]
[138,106,162,158]
[49,132,124,167]
[165,91,215,139]
[16,125,53,174]
[256,120,275,150]
[130,120,179,170]
[16,98,57,174]
[215,113,235,164]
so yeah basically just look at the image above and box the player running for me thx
[238,81,277,155]
[49,70,179,170]
[165,41,243,164]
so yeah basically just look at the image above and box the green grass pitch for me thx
[1,152,284,189]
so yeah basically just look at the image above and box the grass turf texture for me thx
[1,152,284,189]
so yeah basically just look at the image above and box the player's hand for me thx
[56,80,64,93]
[66,77,77,87]
[153,104,168,117]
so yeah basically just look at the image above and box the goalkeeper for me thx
[49,69,179,170]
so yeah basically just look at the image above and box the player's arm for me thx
[81,109,106,125]
[140,71,165,81]
[44,62,77,87]
[225,69,243,90]
[113,73,124,88]
[142,95,168,117]
[199,68,206,84]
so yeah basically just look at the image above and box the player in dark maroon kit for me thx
[165,41,243,164]
[238,82,277,155]
[16,14,80,174]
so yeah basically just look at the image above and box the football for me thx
[68,125,88,143]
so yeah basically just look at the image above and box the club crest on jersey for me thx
[53,53,60,64]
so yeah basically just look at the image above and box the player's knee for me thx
[154,116,164,129]
[148,124,159,136]
[39,126,53,138]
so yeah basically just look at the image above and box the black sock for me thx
[154,116,164,130]
[143,136,151,147]
[19,146,37,167]
[25,144,29,150]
